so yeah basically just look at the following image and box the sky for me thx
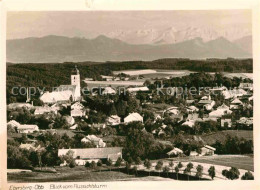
[7,10,252,40]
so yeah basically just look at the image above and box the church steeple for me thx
[71,65,81,101]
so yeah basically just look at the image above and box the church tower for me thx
[71,65,81,101]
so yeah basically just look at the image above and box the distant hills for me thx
[7,35,252,63]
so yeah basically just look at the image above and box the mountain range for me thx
[106,26,251,46]
[7,35,252,63]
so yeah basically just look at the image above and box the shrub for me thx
[241,171,254,180]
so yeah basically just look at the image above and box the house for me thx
[221,119,232,128]
[19,143,41,151]
[124,113,143,124]
[230,98,243,110]
[71,109,86,117]
[7,120,21,128]
[58,147,123,165]
[64,116,75,125]
[182,120,196,128]
[239,83,253,91]
[167,147,183,157]
[81,135,106,148]
[164,106,179,115]
[102,87,117,95]
[106,115,121,126]
[17,125,39,134]
[8,103,34,110]
[190,151,199,157]
[69,124,78,130]
[201,145,216,156]
[71,102,84,110]
[187,106,199,113]
[127,86,149,93]
[187,113,199,121]
[91,123,106,130]
[70,102,86,117]
[209,107,232,118]
[198,97,215,111]
[34,106,58,115]
[237,117,253,127]
[101,75,114,81]
[186,99,195,105]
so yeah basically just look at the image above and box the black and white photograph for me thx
[1,1,260,189]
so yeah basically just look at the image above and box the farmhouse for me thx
[209,107,232,118]
[102,87,117,95]
[230,98,244,110]
[81,135,106,148]
[127,86,149,93]
[239,83,253,91]
[106,115,121,126]
[8,103,34,110]
[124,112,143,124]
[201,145,216,156]
[7,120,21,128]
[34,106,58,115]
[221,119,232,128]
[167,147,183,157]
[17,124,39,134]
[58,147,123,165]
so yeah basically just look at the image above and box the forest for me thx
[6,58,252,104]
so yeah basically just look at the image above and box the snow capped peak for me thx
[103,26,251,45]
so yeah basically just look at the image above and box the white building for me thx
[40,66,81,104]
[106,115,121,126]
[17,125,39,134]
[124,113,143,124]
[81,135,106,148]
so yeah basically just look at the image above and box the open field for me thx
[167,155,254,171]
[8,166,135,183]
[199,130,253,144]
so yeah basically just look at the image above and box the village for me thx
[7,66,254,181]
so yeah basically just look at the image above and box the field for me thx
[199,130,253,144]
[113,69,193,79]
[8,166,133,183]
[167,155,254,171]
[7,166,173,183]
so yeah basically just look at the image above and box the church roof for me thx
[55,85,76,93]
[71,66,80,75]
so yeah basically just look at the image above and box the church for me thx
[40,66,81,104]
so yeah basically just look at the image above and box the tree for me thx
[125,161,132,175]
[133,166,138,176]
[155,161,163,176]
[177,162,183,169]
[222,167,240,180]
[163,166,170,177]
[97,160,103,167]
[241,171,254,180]
[175,166,180,180]
[135,157,142,165]
[69,160,76,168]
[85,162,90,168]
[185,162,193,181]
[90,161,97,170]
[144,159,152,176]
[115,157,123,172]
[196,165,203,180]
[124,122,155,160]
[208,166,216,180]
[106,158,113,171]
[169,161,174,173]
